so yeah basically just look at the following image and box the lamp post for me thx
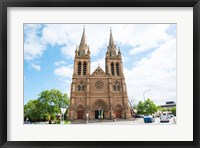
[143,89,150,101]
[86,112,89,124]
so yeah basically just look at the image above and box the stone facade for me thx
[69,28,131,120]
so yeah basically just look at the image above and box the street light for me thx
[143,89,150,101]
[86,112,89,124]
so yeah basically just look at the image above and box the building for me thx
[68,28,131,120]
[160,101,176,109]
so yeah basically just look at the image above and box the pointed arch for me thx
[116,62,120,76]
[77,81,85,91]
[113,85,116,91]
[114,103,123,118]
[76,103,85,111]
[117,85,120,91]
[92,99,108,111]
[82,85,85,91]
[114,103,123,110]
[78,85,81,91]
[83,62,87,75]
[111,62,115,76]
[113,81,121,92]
[77,61,82,75]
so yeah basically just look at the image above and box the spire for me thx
[107,27,117,57]
[78,26,89,56]
[80,26,86,47]
[109,27,115,47]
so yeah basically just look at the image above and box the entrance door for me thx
[95,110,105,119]
[77,111,84,119]
[95,110,99,119]
[115,110,121,118]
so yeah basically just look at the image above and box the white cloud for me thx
[124,38,176,105]
[54,66,73,78]
[24,24,46,61]
[54,66,73,96]
[54,60,67,66]
[60,45,75,59]
[24,42,45,61]
[25,24,176,105]
[24,23,174,61]
[31,63,41,71]
[91,58,105,73]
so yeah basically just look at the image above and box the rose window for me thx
[95,80,104,91]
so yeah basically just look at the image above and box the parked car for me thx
[160,113,170,122]
[167,113,174,119]
[134,114,144,118]
[144,115,155,123]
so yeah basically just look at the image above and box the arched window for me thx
[78,85,81,91]
[117,85,120,91]
[78,62,81,75]
[116,62,120,76]
[111,62,114,76]
[82,85,85,91]
[113,85,116,91]
[78,82,85,91]
[83,62,87,75]
[113,81,120,92]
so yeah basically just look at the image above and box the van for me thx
[160,112,170,122]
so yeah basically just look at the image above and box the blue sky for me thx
[24,24,176,105]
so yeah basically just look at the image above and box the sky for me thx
[24,24,176,105]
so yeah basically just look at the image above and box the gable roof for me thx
[91,66,107,77]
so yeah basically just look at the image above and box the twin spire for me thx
[76,27,120,57]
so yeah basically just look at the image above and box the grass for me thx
[55,120,71,124]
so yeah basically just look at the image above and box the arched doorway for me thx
[92,99,108,119]
[114,103,123,118]
[94,105,105,119]
[76,104,84,119]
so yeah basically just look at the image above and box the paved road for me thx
[27,117,176,125]
[87,117,176,125]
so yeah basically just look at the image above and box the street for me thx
[86,117,176,125]
[25,117,176,125]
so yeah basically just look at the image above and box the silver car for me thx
[160,113,170,122]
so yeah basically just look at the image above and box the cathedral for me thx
[69,28,131,120]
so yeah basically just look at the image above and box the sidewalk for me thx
[70,118,135,124]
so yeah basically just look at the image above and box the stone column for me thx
[87,60,90,75]
[120,61,124,76]
[74,60,77,75]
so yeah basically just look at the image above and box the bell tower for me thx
[105,28,124,77]
[73,27,91,77]
[69,27,91,120]
[105,28,130,119]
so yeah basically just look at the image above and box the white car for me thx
[160,113,170,122]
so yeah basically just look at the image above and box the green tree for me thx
[137,101,145,114]
[38,89,69,121]
[143,98,157,115]
[24,89,70,122]
[137,98,157,115]
[170,107,176,116]
[24,99,43,122]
